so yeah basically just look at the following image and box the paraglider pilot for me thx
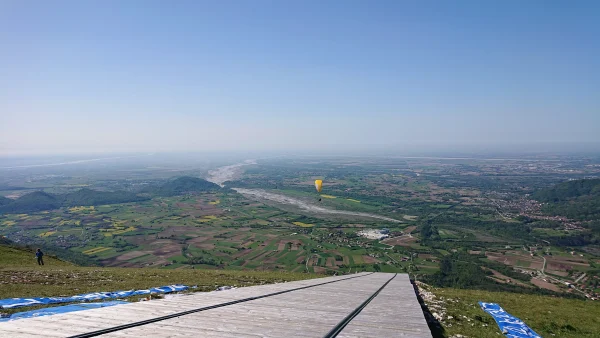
[315,179,323,202]
[35,248,44,266]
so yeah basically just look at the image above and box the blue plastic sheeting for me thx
[0,284,188,309]
[479,302,542,338]
[0,301,128,322]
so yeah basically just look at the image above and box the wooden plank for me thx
[337,274,432,337]
[0,273,370,333]
[100,273,393,337]
[0,273,431,338]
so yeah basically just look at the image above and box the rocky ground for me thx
[415,281,493,338]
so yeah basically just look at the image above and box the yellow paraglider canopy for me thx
[314,179,323,193]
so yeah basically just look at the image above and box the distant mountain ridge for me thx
[0,177,220,214]
[0,195,13,206]
[0,189,148,214]
[149,176,221,196]
[62,188,147,206]
[534,179,600,202]
[1,191,62,213]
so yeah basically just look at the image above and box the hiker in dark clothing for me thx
[35,248,44,265]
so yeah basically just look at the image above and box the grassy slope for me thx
[4,244,597,337]
[0,244,73,267]
[0,245,315,315]
[421,283,600,337]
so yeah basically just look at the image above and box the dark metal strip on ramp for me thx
[68,273,374,338]
[323,273,397,338]
[332,273,432,337]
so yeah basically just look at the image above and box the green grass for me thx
[0,192,404,272]
[431,204,452,209]
[0,245,72,267]
[516,260,532,267]
[0,244,317,315]
[423,284,600,337]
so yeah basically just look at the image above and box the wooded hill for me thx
[0,177,221,214]
[0,196,12,206]
[533,179,600,221]
[146,176,221,196]
[0,189,148,214]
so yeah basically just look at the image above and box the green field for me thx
[0,244,316,315]
[1,155,599,328]
[0,244,72,267]
[0,191,411,274]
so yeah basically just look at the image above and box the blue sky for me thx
[1,0,599,155]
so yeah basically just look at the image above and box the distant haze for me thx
[1,1,599,156]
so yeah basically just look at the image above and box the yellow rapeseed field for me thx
[69,206,95,213]
[112,226,136,235]
[38,231,56,237]
[292,221,314,227]
[82,247,111,255]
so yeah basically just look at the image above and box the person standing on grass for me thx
[35,248,44,266]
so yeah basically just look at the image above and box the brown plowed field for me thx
[486,252,543,270]
[362,256,379,264]
[382,235,416,246]
[115,250,150,261]
[531,278,561,292]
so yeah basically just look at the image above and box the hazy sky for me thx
[1,1,599,155]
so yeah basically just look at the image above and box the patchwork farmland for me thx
[0,191,411,274]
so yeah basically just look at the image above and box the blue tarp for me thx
[479,302,542,338]
[0,301,128,322]
[0,284,188,309]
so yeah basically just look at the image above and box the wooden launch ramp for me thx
[0,272,431,337]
